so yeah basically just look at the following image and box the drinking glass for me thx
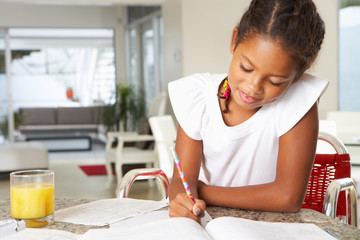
[10,170,55,228]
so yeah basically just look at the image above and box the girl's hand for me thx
[169,193,206,223]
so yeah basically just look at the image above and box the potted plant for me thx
[102,84,146,132]
[0,109,24,140]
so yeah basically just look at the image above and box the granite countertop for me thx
[1,198,359,239]
[0,198,107,235]
[207,206,360,240]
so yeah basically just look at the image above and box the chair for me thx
[302,131,358,227]
[148,115,177,179]
[105,92,168,189]
[115,115,176,200]
[318,120,337,154]
[116,168,170,200]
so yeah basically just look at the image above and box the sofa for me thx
[18,106,105,135]
[16,106,109,151]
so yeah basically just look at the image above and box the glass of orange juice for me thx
[10,170,54,228]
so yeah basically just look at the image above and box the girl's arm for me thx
[169,124,206,221]
[198,102,319,212]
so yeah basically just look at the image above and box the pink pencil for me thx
[170,147,195,202]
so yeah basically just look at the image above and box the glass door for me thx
[128,28,140,91]
[0,29,9,143]
[126,8,162,108]
[142,22,156,105]
[141,17,162,106]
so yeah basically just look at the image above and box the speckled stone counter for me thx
[0,198,107,235]
[1,198,359,239]
[207,206,360,240]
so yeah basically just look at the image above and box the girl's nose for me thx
[247,75,263,94]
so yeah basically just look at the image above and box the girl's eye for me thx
[269,80,282,87]
[240,63,252,73]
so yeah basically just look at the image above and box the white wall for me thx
[0,3,118,28]
[162,0,339,118]
[162,0,183,84]
[181,0,249,75]
[311,0,339,118]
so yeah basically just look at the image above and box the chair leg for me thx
[323,177,358,227]
[146,162,155,187]
[115,161,123,193]
[105,159,114,189]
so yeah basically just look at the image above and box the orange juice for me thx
[10,183,54,220]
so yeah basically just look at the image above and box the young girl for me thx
[168,0,328,223]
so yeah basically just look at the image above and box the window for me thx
[9,28,116,109]
[126,6,163,107]
[339,0,360,110]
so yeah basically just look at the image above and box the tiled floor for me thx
[0,141,359,227]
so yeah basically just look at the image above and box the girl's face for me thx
[228,31,299,112]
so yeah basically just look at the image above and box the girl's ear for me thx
[230,27,238,54]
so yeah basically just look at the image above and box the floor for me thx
[0,141,160,201]
[0,141,360,227]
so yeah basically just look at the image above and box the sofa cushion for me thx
[22,108,56,125]
[57,107,94,124]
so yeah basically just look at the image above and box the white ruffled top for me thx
[168,73,329,187]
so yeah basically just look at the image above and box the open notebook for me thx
[79,216,336,240]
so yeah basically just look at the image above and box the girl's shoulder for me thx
[168,73,226,140]
[286,73,329,102]
[299,73,329,87]
[274,73,329,136]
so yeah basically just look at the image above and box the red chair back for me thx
[302,151,351,217]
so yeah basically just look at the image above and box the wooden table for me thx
[1,198,359,239]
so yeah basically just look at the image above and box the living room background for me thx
[0,4,163,143]
[0,0,353,143]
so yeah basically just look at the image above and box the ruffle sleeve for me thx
[275,73,329,137]
[168,73,210,140]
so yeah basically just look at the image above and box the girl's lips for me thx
[239,90,259,104]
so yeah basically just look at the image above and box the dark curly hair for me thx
[236,0,325,75]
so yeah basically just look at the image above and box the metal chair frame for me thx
[116,168,169,200]
[317,131,358,227]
